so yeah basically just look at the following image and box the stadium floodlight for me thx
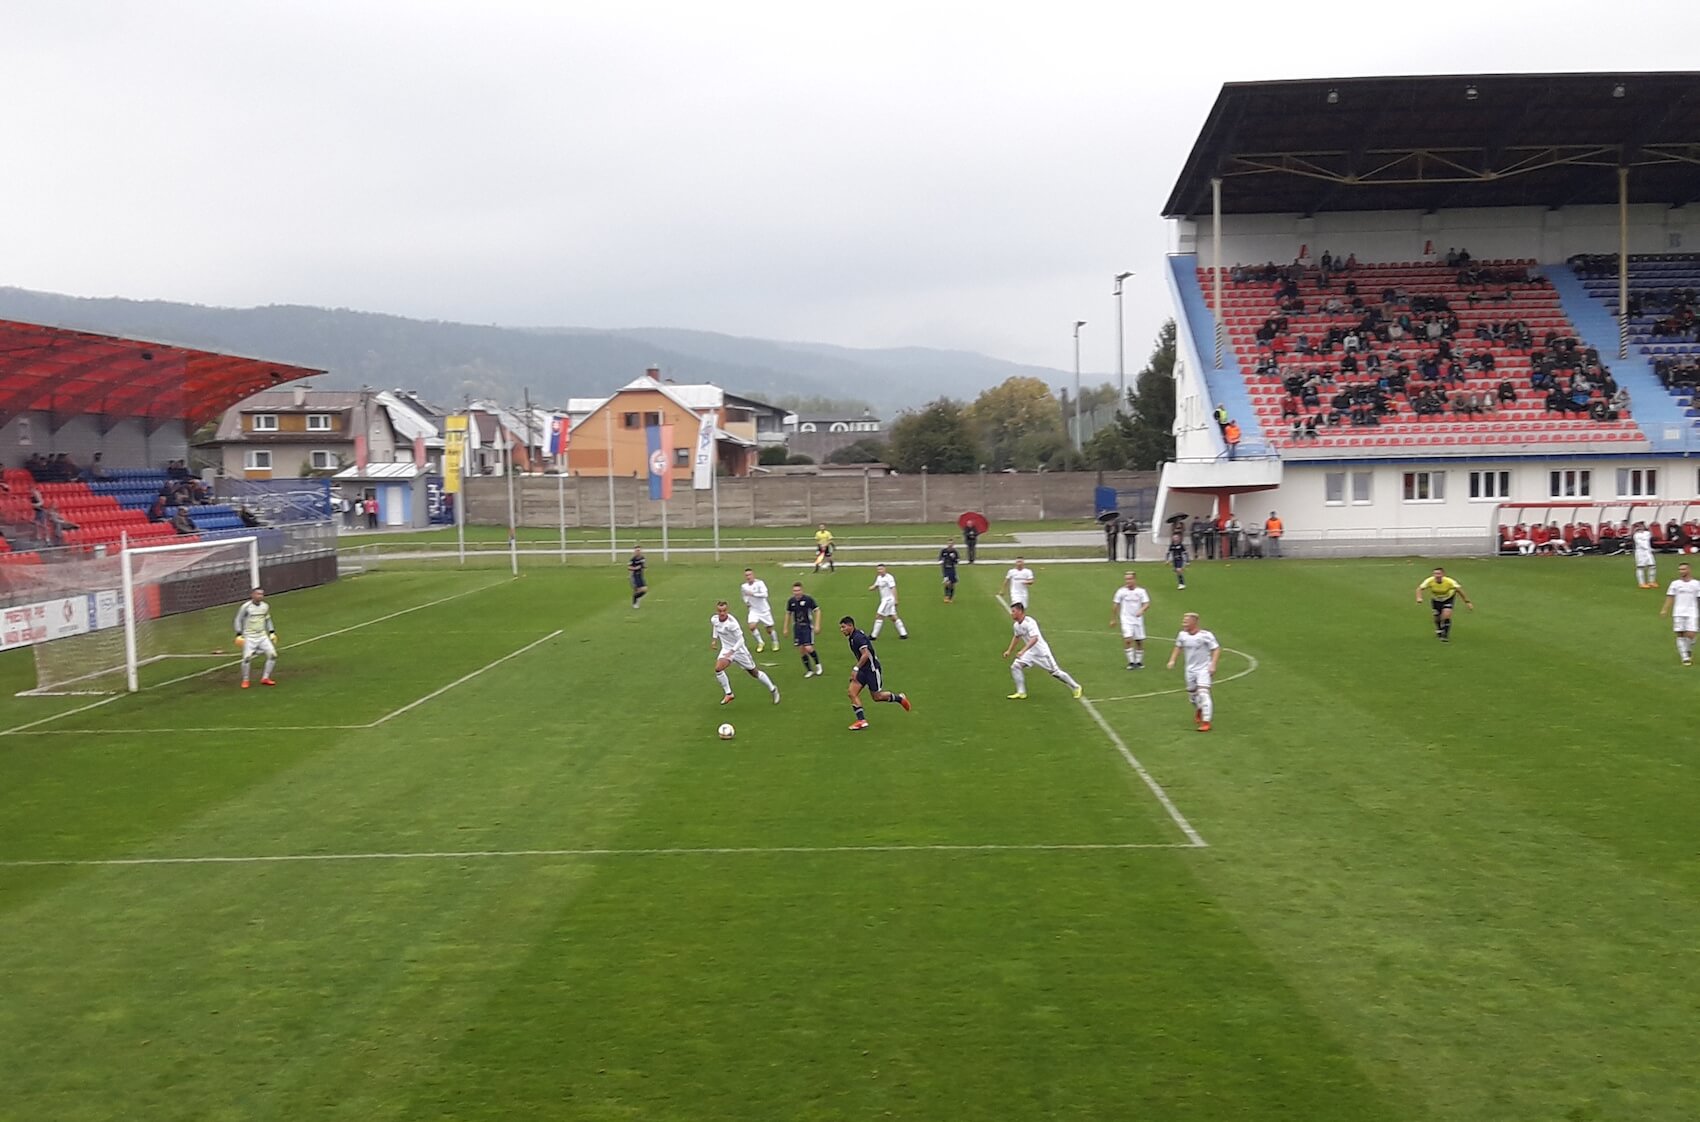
[1072,320,1087,453]
[1114,273,1134,404]
[21,536,261,696]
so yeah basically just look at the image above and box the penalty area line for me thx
[995,593,1208,848]
[0,841,1202,868]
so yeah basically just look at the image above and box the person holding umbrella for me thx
[1100,510,1121,562]
[959,511,987,564]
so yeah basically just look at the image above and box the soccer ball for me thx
[717,723,736,740]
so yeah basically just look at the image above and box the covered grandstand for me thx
[1155,71,1700,555]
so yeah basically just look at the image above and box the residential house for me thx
[566,368,767,480]
[785,409,883,463]
[204,387,440,480]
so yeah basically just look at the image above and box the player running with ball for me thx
[233,587,279,688]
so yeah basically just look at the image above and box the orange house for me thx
[568,373,756,480]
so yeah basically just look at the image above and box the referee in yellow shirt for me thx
[813,524,836,573]
[1415,566,1473,642]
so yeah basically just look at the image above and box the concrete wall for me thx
[466,470,1159,529]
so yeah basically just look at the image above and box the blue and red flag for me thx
[646,423,674,500]
[546,415,570,457]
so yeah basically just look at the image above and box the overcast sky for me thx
[0,1,1683,378]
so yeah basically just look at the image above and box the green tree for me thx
[966,376,1066,470]
[758,445,790,466]
[826,438,888,464]
[1081,322,1176,470]
[785,453,816,466]
[884,399,980,474]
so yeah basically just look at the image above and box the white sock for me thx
[1011,666,1027,692]
[871,619,883,638]
[895,618,908,637]
[756,671,777,694]
[715,670,731,694]
[263,656,275,678]
[1681,637,1693,659]
[1187,689,1198,711]
[1053,669,1080,690]
[241,657,252,682]
[1198,690,1213,722]
[1125,648,1136,665]
[1134,648,1143,665]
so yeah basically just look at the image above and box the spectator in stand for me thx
[1609,386,1630,414]
[1498,380,1517,404]
[238,506,261,528]
[1223,419,1241,460]
[171,507,197,536]
[29,484,47,528]
[148,494,167,522]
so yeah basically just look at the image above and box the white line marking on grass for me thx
[1090,648,1259,703]
[0,841,1201,868]
[368,630,562,726]
[0,578,514,738]
[996,593,1208,848]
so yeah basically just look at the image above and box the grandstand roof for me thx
[1164,72,1700,219]
[0,319,323,430]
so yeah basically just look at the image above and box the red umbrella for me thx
[957,511,989,535]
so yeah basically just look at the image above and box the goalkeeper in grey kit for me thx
[233,587,279,688]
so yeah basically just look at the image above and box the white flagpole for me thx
[661,495,669,562]
[557,466,566,564]
[455,457,466,567]
[711,460,721,561]
[605,405,617,562]
[504,426,518,577]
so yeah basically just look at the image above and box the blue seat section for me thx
[1167,254,1270,454]
[1550,257,1700,454]
[163,505,246,532]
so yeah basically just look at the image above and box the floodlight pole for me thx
[1072,320,1087,453]
[1617,166,1630,360]
[1114,271,1134,404]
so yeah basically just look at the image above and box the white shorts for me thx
[1010,588,1032,608]
[241,635,276,659]
[1634,550,1655,567]
[1185,668,1214,692]
[718,645,756,670]
[747,608,774,628]
[877,597,897,617]
[1013,646,1059,674]
[1673,613,1698,634]
[1120,620,1146,641]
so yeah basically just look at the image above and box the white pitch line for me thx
[995,593,1208,848]
[0,578,514,738]
[0,841,1201,868]
[1089,648,1259,704]
[367,630,562,726]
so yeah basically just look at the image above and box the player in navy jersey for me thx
[786,581,824,677]
[1165,533,1188,589]
[939,543,960,602]
[627,547,648,608]
[839,615,910,730]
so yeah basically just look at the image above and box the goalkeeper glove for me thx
[269,632,279,643]
[235,635,245,645]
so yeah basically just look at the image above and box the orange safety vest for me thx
[1224,423,1241,444]
[1266,517,1283,537]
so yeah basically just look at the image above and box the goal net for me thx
[16,537,260,695]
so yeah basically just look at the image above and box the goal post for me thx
[21,535,261,696]
[119,535,261,693]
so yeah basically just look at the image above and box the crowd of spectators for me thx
[1238,249,1624,436]
[1504,517,1700,556]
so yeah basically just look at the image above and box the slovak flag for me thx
[646,423,674,501]
[546,415,570,457]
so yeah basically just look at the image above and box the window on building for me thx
[309,450,336,470]
[1402,471,1445,502]
[252,414,278,431]
[645,412,663,427]
[1324,471,1345,505]
[800,423,816,433]
[1548,469,1591,499]
[1469,470,1511,500]
[1351,471,1373,505]
[244,450,273,470]
[1617,468,1657,499]
[830,422,850,433]
[673,448,690,468]
[622,413,640,429]
[306,413,332,431]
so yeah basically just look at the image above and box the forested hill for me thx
[0,287,1069,411]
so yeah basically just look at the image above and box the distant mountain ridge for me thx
[0,287,1070,413]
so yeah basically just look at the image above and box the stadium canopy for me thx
[1164,72,1700,219]
[0,319,324,431]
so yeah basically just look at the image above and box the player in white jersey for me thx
[232,587,279,688]
[1165,611,1221,732]
[710,601,781,705]
[868,564,908,639]
[1110,570,1151,669]
[739,568,780,651]
[1000,602,1082,700]
[1659,562,1700,666]
[1001,558,1036,609]
[1631,522,1657,588]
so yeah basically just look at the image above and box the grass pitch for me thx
[1,550,1695,1120]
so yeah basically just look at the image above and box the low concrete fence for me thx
[465,470,1158,529]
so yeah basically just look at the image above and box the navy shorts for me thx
[630,573,646,588]
[1430,596,1455,615]
[794,624,814,647]
[942,568,957,584]
[855,664,883,691]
